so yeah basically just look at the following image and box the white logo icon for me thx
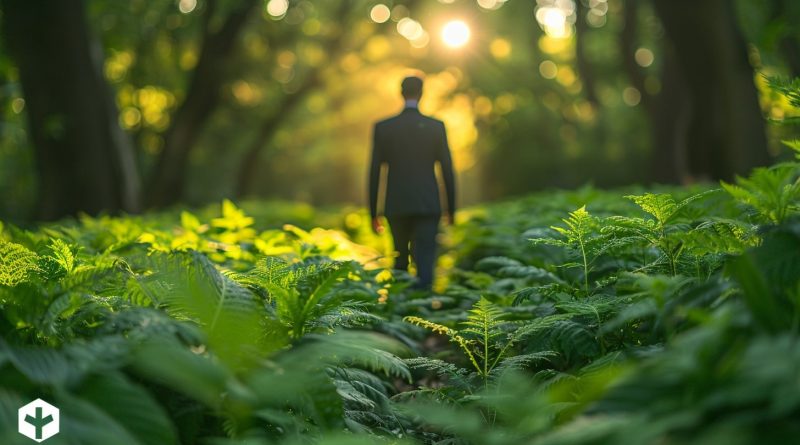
[18,399,60,442]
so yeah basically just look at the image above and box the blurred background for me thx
[0,0,798,221]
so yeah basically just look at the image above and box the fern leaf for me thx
[405,357,473,385]
[625,193,677,227]
[490,351,558,378]
[48,238,75,275]
[0,240,39,286]
[404,316,481,374]
[462,298,507,373]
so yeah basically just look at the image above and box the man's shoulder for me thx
[419,113,444,126]
[374,116,397,127]
[374,112,445,130]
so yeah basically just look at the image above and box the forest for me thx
[1,0,800,444]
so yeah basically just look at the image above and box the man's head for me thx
[401,76,423,100]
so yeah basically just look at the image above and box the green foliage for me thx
[0,240,39,286]
[726,221,800,333]
[3,136,800,444]
[531,205,603,294]
[603,191,718,276]
[721,165,800,224]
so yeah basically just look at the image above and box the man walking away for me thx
[368,75,456,290]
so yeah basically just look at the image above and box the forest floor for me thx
[1,166,800,444]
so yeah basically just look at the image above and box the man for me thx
[368,75,456,290]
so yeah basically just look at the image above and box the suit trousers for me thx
[387,215,439,289]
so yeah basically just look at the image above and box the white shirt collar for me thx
[404,99,419,109]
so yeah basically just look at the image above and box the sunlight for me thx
[441,20,470,48]
[534,0,576,39]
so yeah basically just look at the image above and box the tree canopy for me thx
[0,0,798,220]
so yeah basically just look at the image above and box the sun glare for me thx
[441,20,470,48]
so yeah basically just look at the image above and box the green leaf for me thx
[0,240,39,286]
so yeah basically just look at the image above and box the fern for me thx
[240,258,361,339]
[461,298,507,381]
[0,240,39,286]
[48,238,75,275]
[602,191,715,275]
[489,351,558,380]
[403,315,481,374]
[721,165,800,225]
[531,206,603,294]
[405,298,546,394]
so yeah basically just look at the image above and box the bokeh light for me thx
[266,0,289,18]
[490,38,511,60]
[635,48,655,67]
[178,0,196,14]
[369,4,391,24]
[539,60,558,79]
[391,5,410,21]
[397,17,424,41]
[441,20,470,48]
[477,0,507,10]
[11,98,25,114]
[410,31,431,48]
[535,0,576,39]
[623,87,642,106]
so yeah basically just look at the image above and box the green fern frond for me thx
[540,320,601,363]
[296,332,412,382]
[48,238,75,275]
[462,298,505,343]
[721,166,800,225]
[315,307,382,330]
[404,315,481,374]
[625,194,677,227]
[405,357,472,381]
[531,206,603,294]
[767,76,800,109]
[60,260,121,294]
[403,316,458,336]
[73,372,180,445]
[625,191,717,229]
[553,206,595,244]
[490,351,558,379]
[0,240,39,286]
[512,313,580,342]
[462,298,507,376]
[251,259,357,339]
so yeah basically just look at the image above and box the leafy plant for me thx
[404,298,556,392]
[531,206,604,294]
[721,165,800,225]
[602,191,716,275]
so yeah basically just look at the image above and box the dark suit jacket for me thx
[369,107,456,218]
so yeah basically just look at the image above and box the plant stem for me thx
[483,318,489,390]
[580,238,589,295]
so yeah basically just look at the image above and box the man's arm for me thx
[368,123,385,226]
[436,122,456,221]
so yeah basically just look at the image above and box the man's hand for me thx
[372,216,385,234]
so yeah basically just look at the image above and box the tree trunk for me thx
[146,0,258,208]
[649,47,691,183]
[1,0,140,220]
[653,0,770,181]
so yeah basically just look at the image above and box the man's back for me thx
[370,108,455,217]
[368,75,456,290]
